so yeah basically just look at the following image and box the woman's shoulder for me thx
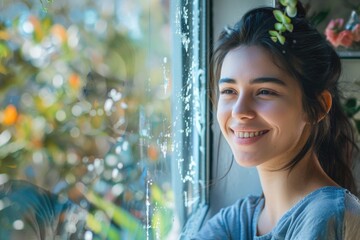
[343,190,360,238]
[304,187,360,213]
[344,190,360,212]
[275,187,359,239]
[289,187,360,238]
[294,186,355,218]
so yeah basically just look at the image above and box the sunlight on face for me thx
[216,45,309,170]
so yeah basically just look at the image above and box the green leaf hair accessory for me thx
[269,30,286,45]
[270,0,298,45]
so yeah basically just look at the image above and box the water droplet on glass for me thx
[0,130,11,147]
[104,98,113,113]
[56,110,67,121]
[32,151,43,164]
[84,231,93,240]
[13,220,24,230]
[70,127,80,138]
[52,74,64,88]
[0,174,9,185]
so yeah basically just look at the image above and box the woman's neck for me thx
[256,153,338,235]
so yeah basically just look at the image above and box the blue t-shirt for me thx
[194,186,360,239]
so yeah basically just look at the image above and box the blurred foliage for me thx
[344,97,360,134]
[0,0,174,238]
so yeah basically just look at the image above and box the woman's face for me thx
[217,45,310,170]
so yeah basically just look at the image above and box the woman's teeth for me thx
[234,131,265,138]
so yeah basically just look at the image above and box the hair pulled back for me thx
[212,2,358,193]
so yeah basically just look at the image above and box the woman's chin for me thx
[233,157,260,168]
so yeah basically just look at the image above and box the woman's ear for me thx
[318,90,332,122]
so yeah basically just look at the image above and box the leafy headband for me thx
[269,0,298,45]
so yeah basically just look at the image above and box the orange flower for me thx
[0,30,9,40]
[69,73,81,89]
[28,15,43,42]
[51,24,68,44]
[2,105,18,126]
[147,145,158,161]
[337,30,354,47]
[352,24,360,42]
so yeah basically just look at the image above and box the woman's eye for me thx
[220,89,236,95]
[258,89,277,96]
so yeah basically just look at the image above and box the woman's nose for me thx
[231,95,256,120]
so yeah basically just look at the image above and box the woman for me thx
[195,2,360,239]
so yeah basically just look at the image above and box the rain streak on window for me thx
[172,0,207,217]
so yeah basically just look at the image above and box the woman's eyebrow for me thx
[250,77,287,86]
[218,78,236,84]
[218,77,287,86]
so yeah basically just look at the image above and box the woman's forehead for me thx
[219,45,302,90]
[221,46,283,78]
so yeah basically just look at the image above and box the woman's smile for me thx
[230,128,270,145]
[233,130,267,138]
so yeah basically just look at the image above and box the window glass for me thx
[0,0,208,239]
[171,0,209,226]
[0,0,180,239]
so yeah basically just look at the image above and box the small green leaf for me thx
[269,30,279,37]
[275,23,286,32]
[283,14,291,23]
[288,0,297,7]
[274,10,291,24]
[278,35,286,45]
[269,30,285,45]
[286,6,297,17]
[273,10,285,22]
[279,0,287,6]
[284,23,294,32]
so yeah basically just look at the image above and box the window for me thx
[171,0,210,236]
[0,0,209,239]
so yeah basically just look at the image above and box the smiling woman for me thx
[193,1,360,239]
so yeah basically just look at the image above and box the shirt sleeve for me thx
[192,207,232,240]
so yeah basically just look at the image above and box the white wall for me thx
[213,0,274,38]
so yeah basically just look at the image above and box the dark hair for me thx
[212,2,358,193]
